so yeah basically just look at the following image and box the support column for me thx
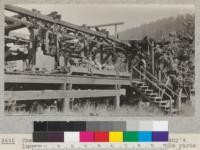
[100,45,104,64]
[152,46,155,76]
[158,70,161,96]
[115,84,121,109]
[28,27,38,71]
[177,88,182,115]
[114,25,117,38]
[116,95,120,108]
[65,83,72,112]
[64,97,70,113]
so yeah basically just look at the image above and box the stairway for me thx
[131,80,178,115]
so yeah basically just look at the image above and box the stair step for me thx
[139,85,148,89]
[136,82,144,86]
[145,89,153,93]
[151,96,162,100]
[159,99,175,104]
[132,81,142,85]
[165,105,176,109]
[148,93,158,97]
[154,100,168,104]
[160,104,170,108]
[132,80,142,84]
[165,108,178,113]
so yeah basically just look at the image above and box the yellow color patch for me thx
[109,132,123,142]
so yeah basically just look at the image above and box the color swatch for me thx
[94,132,109,142]
[80,132,94,142]
[64,132,79,142]
[109,132,123,142]
[33,121,168,142]
[123,131,138,142]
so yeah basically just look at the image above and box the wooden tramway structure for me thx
[4,5,181,115]
[4,4,132,70]
[4,4,135,112]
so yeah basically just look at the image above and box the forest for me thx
[119,14,194,41]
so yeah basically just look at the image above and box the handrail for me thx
[133,66,173,114]
[143,69,179,98]
[132,66,172,100]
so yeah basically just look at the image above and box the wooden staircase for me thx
[131,67,179,115]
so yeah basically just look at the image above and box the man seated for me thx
[102,62,115,70]
[87,56,95,67]
[94,58,102,70]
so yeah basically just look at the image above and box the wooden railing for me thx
[143,69,179,98]
[132,66,173,114]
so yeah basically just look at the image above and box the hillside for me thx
[118,14,194,41]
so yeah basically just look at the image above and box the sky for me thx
[5,4,194,35]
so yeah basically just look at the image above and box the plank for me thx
[5,4,105,37]
[5,89,126,101]
[5,36,30,44]
[5,73,67,84]
[5,16,33,32]
[5,73,131,85]
[89,22,124,28]
[5,23,26,31]
[70,66,90,74]
[5,16,33,27]
[92,68,117,76]
[67,76,130,85]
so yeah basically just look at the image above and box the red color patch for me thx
[94,132,109,142]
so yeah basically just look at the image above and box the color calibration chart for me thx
[33,121,168,143]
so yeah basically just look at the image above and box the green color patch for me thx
[123,131,138,142]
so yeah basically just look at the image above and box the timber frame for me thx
[5,4,131,70]
[4,5,135,112]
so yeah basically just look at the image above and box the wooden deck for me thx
[4,72,135,105]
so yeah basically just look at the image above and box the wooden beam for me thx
[5,73,131,85]
[67,76,130,85]
[5,16,33,27]
[5,53,28,61]
[5,16,30,24]
[5,89,126,101]
[5,73,67,84]
[5,4,105,37]
[5,5,128,46]
[5,35,30,44]
[89,22,124,28]
[5,23,26,32]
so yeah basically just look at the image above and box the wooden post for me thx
[152,46,155,76]
[178,88,182,114]
[114,25,117,38]
[59,82,66,113]
[66,83,72,112]
[116,95,120,108]
[28,27,38,71]
[59,81,67,90]
[115,84,120,108]
[64,97,70,113]
[23,59,28,70]
[45,31,50,54]
[159,70,161,96]
[100,45,104,64]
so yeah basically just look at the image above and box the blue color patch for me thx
[152,131,168,142]
[138,131,152,142]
